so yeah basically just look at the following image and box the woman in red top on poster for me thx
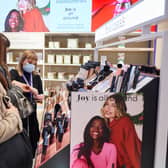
[101,93,141,168]
[17,0,49,32]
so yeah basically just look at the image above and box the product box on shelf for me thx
[47,72,56,79]
[47,54,55,64]
[68,74,75,80]
[48,41,55,48]
[83,55,91,64]
[7,52,13,63]
[64,55,71,64]
[57,72,65,80]
[67,38,79,48]
[56,54,63,64]
[72,55,80,64]
[85,42,92,48]
[54,41,60,48]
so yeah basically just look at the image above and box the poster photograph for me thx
[70,92,144,168]
[0,0,142,33]
[0,0,92,32]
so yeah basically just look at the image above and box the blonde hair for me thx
[101,93,127,120]
[18,0,36,10]
[16,50,38,75]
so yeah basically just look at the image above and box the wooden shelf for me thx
[45,48,94,51]
[44,63,81,66]
[44,78,67,82]
[99,47,154,52]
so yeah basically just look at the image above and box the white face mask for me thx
[23,63,35,73]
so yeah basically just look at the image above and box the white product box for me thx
[72,55,80,64]
[36,52,43,64]
[85,42,92,48]
[67,38,78,48]
[47,54,55,63]
[57,72,65,80]
[48,41,54,48]
[7,52,13,63]
[83,55,91,64]
[68,74,75,80]
[64,55,71,64]
[56,55,63,64]
[47,72,56,79]
[54,41,60,48]
[100,55,107,66]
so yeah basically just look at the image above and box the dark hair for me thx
[77,116,110,168]
[4,9,24,32]
[0,33,11,89]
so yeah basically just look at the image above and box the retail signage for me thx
[54,0,92,32]
[71,92,144,149]
[92,0,141,32]
[95,0,168,42]
[70,85,159,168]
[70,92,144,168]
[0,0,92,32]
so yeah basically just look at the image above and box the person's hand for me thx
[29,86,38,96]
[12,80,31,92]
[22,84,31,92]
[34,94,44,100]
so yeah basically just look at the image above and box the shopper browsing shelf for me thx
[10,50,43,157]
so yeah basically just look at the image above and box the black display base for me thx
[39,144,70,168]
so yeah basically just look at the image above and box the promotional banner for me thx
[70,92,144,168]
[0,0,92,32]
[0,0,143,32]
[92,0,140,31]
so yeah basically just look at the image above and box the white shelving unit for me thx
[44,33,95,89]
[4,31,156,90]
[4,32,96,90]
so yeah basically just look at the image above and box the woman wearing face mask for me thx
[10,50,43,157]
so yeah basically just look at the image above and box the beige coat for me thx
[0,82,23,143]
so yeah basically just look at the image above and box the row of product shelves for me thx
[4,32,154,90]
[7,52,92,65]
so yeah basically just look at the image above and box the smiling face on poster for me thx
[71,92,144,147]
[70,92,143,168]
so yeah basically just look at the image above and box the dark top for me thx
[10,69,43,98]
[10,69,43,157]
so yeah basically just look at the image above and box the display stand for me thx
[94,1,168,166]
[95,28,168,168]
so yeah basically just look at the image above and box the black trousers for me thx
[0,133,33,168]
